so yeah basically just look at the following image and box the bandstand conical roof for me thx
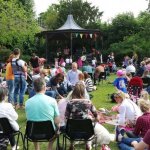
[57,14,84,30]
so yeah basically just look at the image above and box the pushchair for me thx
[127,76,143,103]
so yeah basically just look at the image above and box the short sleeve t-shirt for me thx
[25,93,59,129]
[113,77,127,93]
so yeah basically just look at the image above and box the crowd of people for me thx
[0,48,150,150]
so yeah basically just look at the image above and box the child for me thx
[78,73,85,86]
[113,69,129,93]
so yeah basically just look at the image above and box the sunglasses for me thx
[114,93,121,98]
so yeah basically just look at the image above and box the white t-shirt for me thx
[12,58,26,67]
[126,65,136,73]
[118,99,141,126]
[65,58,69,64]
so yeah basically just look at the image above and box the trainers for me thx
[118,134,123,142]
[19,105,25,109]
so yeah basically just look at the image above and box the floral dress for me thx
[65,99,97,120]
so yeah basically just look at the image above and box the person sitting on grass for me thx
[114,91,141,129]
[0,87,19,150]
[83,71,96,92]
[126,99,150,138]
[131,129,150,150]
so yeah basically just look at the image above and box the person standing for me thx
[29,53,40,74]
[5,54,15,103]
[126,60,136,76]
[11,48,27,109]
[25,77,60,150]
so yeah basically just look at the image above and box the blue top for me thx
[113,77,128,93]
[25,93,59,129]
[67,69,81,86]
[82,65,93,74]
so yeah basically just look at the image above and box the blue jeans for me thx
[14,76,27,106]
[6,80,14,103]
[28,88,56,99]
[118,137,142,150]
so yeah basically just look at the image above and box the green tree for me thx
[0,0,39,54]
[38,5,58,30]
[108,13,138,45]
[39,0,103,30]
[107,12,150,63]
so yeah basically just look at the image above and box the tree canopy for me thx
[39,0,103,30]
[0,0,38,56]
[0,0,149,63]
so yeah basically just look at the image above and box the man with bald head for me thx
[66,62,82,86]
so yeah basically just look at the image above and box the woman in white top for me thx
[114,91,141,127]
[0,87,19,150]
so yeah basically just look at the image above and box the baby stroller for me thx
[26,73,33,95]
[127,76,143,103]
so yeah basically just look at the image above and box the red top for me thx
[143,129,150,150]
[133,112,150,137]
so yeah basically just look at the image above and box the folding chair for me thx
[24,120,58,150]
[63,119,97,150]
[0,117,24,150]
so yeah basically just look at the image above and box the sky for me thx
[34,0,148,22]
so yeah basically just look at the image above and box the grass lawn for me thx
[14,73,119,150]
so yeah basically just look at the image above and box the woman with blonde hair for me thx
[125,99,150,138]
[117,99,150,150]
[114,91,141,127]
[140,90,149,101]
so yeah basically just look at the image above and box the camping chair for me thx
[24,120,59,150]
[62,119,97,150]
[0,118,24,150]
